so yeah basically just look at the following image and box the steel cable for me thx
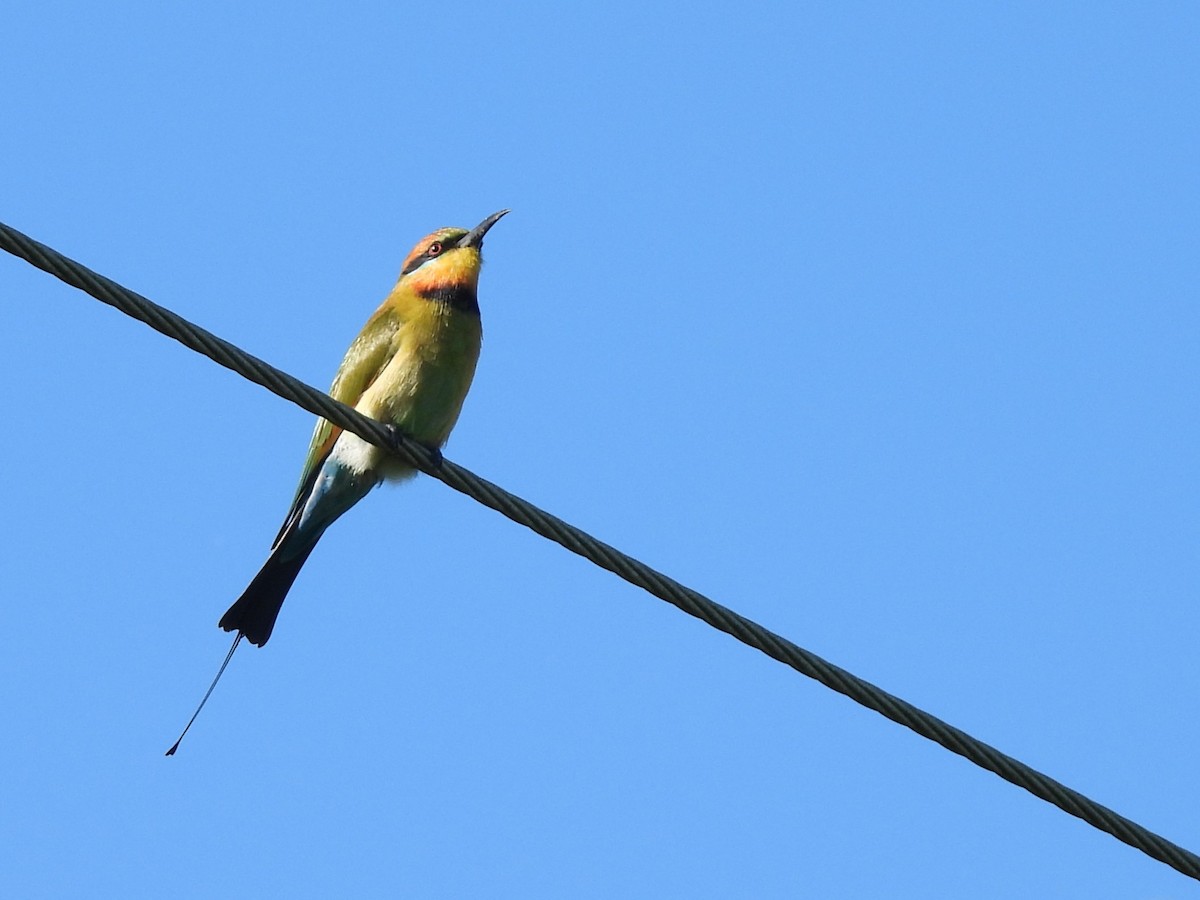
[2,219,1196,881]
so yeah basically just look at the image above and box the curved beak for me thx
[459,209,510,249]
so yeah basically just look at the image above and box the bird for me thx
[167,209,507,754]
[222,209,508,647]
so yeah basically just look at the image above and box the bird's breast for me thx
[355,307,482,479]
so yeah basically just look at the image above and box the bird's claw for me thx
[384,424,443,471]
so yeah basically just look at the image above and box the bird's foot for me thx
[423,444,444,470]
[385,424,443,471]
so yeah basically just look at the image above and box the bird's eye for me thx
[428,241,443,256]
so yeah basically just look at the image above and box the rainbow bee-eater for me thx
[167,210,507,754]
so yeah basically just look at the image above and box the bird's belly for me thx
[339,342,479,481]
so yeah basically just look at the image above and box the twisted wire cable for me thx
[2,219,1196,881]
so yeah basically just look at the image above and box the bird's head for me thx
[397,210,509,307]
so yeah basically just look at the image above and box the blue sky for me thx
[2,3,1198,897]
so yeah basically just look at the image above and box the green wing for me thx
[281,304,402,522]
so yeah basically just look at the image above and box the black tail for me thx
[219,540,319,647]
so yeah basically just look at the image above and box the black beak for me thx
[458,209,510,249]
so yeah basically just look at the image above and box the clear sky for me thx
[2,3,1198,897]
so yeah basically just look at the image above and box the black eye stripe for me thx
[401,247,440,276]
[399,230,468,277]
